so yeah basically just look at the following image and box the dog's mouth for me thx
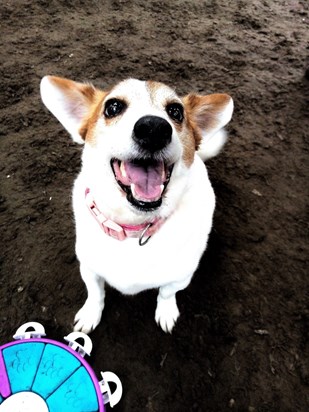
[111,158,174,210]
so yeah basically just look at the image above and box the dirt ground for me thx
[0,1,308,411]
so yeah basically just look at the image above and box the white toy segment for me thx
[0,392,49,412]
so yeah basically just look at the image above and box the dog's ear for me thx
[40,76,97,143]
[183,93,233,160]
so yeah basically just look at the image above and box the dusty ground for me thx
[0,1,308,411]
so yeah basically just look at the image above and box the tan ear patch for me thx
[79,90,108,143]
[180,95,206,166]
[179,112,202,167]
[48,76,97,105]
[43,76,100,142]
[183,93,231,133]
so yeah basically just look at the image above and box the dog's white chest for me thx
[73,158,215,295]
[76,224,209,295]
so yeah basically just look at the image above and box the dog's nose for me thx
[133,115,172,153]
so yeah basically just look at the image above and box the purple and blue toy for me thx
[0,322,122,411]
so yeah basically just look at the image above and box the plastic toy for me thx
[0,322,122,411]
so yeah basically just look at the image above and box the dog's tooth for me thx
[120,161,127,178]
[130,183,136,196]
[131,183,143,201]
[160,184,164,194]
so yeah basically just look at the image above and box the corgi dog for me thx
[40,76,233,334]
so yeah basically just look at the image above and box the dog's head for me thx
[40,77,233,217]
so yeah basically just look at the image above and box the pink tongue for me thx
[124,161,165,200]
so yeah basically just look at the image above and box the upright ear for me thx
[40,76,97,143]
[183,93,234,160]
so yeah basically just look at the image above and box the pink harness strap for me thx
[85,188,165,244]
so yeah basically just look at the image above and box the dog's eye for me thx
[166,103,184,123]
[104,99,126,118]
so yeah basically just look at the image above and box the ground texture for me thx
[0,1,308,411]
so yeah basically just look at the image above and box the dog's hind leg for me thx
[155,277,191,333]
[73,263,105,334]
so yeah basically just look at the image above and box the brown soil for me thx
[0,1,308,411]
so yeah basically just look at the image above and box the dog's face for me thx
[41,77,233,217]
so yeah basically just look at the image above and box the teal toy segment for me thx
[3,342,45,394]
[32,343,81,399]
[0,395,3,404]
[47,366,99,412]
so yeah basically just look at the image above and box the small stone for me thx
[252,189,262,196]
[229,398,236,408]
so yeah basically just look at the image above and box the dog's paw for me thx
[155,295,180,333]
[74,300,104,334]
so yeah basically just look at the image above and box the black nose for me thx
[133,115,172,153]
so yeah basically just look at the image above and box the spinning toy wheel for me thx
[0,322,122,412]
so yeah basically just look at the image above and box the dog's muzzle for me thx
[111,115,174,211]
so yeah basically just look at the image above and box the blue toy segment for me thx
[3,342,45,394]
[47,366,99,412]
[0,395,3,404]
[32,343,81,399]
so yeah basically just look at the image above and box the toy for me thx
[0,322,122,411]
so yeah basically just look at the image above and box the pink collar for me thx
[85,188,165,245]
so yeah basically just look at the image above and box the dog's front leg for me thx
[74,263,105,334]
[155,278,191,333]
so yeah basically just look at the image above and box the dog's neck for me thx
[85,188,165,245]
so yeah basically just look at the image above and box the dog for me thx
[40,76,233,333]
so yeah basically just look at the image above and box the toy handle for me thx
[100,371,123,408]
[13,322,46,339]
[64,332,93,357]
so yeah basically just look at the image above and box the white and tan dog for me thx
[40,76,233,334]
